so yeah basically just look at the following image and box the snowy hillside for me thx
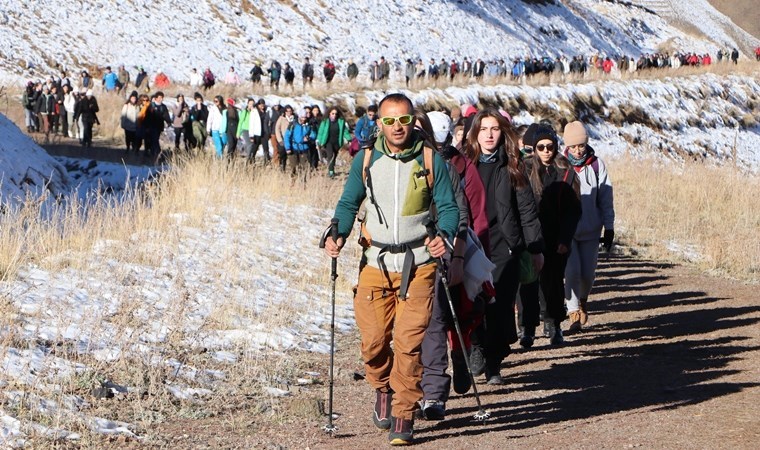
[0,114,71,204]
[0,0,758,84]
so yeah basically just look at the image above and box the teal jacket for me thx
[317,118,351,147]
[333,134,458,270]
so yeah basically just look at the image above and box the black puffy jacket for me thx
[477,146,544,281]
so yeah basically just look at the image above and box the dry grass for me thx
[0,156,354,446]
[610,153,760,282]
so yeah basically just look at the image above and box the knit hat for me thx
[462,104,478,118]
[522,123,540,147]
[226,98,235,106]
[563,120,588,147]
[298,110,308,119]
[85,89,93,97]
[532,124,558,150]
[427,111,452,145]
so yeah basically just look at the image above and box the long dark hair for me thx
[465,108,527,188]
[214,95,226,111]
[529,150,578,201]
[413,110,437,149]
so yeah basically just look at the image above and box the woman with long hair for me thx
[316,106,351,177]
[465,109,544,384]
[526,124,581,345]
[121,91,140,152]
[206,95,228,157]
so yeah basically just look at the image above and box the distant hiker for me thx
[274,104,295,171]
[316,107,351,178]
[323,93,459,446]
[283,62,295,89]
[268,60,282,90]
[189,68,203,87]
[237,98,258,160]
[80,70,92,89]
[135,67,149,91]
[466,109,544,384]
[755,47,760,62]
[153,70,171,89]
[346,59,359,80]
[302,57,314,87]
[323,59,336,84]
[74,89,99,147]
[121,91,140,152]
[526,124,581,345]
[353,104,378,148]
[189,93,208,150]
[117,65,130,94]
[35,86,54,141]
[21,82,37,132]
[206,95,227,158]
[60,84,73,138]
[379,56,390,81]
[731,48,739,64]
[250,61,264,84]
[171,93,191,152]
[283,109,316,178]
[102,66,118,92]
[225,98,239,159]
[405,59,415,86]
[562,120,615,333]
[202,67,216,91]
[145,91,172,156]
[224,66,241,85]
[255,98,272,164]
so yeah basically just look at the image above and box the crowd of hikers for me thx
[322,92,614,445]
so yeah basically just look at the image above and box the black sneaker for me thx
[418,399,445,421]
[519,326,536,349]
[451,349,472,394]
[388,416,414,446]
[469,346,486,377]
[550,327,565,346]
[373,389,393,430]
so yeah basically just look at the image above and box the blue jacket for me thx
[284,121,316,153]
[354,115,377,143]
[103,72,118,91]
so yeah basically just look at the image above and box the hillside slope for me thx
[0,0,758,84]
[707,0,760,42]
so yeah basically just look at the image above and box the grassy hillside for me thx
[708,0,760,41]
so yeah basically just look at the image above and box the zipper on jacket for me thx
[393,158,401,272]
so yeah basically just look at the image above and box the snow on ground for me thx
[0,114,71,204]
[0,0,758,86]
[0,182,357,445]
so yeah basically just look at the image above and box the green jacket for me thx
[317,118,351,147]
[236,109,251,138]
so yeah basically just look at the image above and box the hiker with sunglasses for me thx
[526,125,582,345]
[562,120,615,333]
[323,93,458,446]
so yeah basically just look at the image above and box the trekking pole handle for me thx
[330,218,339,243]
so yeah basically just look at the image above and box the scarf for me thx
[479,151,498,164]
[566,150,587,167]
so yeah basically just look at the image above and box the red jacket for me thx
[449,151,490,257]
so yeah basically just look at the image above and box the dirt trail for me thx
[144,254,759,449]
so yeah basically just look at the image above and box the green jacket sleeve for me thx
[431,152,458,240]
[236,110,248,138]
[333,149,368,238]
[341,119,351,146]
[316,119,328,146]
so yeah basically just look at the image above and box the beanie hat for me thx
[226,98,235,106]
[522,123,540,147]
[563,120,588,147]
[298,110,308,119]
[532,124,558,150]
[427,111,452,145]
[462,104,478,118]
[85,89,93,97]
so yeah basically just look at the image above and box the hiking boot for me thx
[469,346,486,377]
[485,362,504,385]
[567,311,583,333]
[373,389,393,430]
[451,349,471,394]
[388,416,414,446]
[550,327,565,346]
[519,326,535,349]
[418,399,445,421]
[579,298,589,325]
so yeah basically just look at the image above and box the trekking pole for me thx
[425,222,490,423]
[319,218,340,434]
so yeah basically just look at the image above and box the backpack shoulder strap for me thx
[362,147,374,185]
[423,146,435,189]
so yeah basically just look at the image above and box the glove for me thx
[603,229,615,252]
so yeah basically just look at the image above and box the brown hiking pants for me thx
[353,262,437,420]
